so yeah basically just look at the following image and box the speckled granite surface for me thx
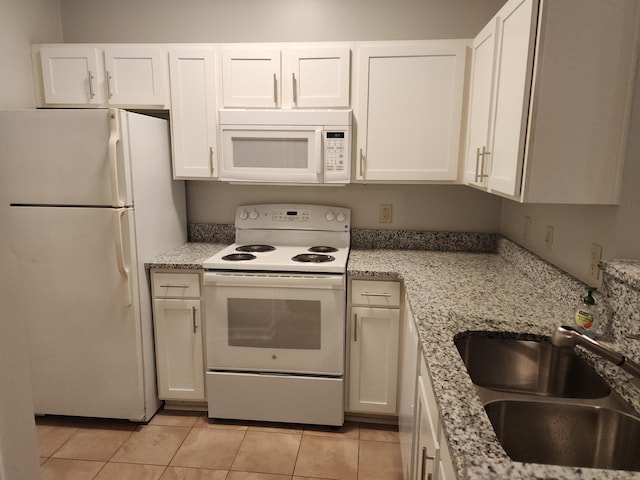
[144,242,227,269]
[349,240,640,480]
[145,230,640,479]
[351,229,498,252]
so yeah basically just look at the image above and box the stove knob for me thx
[336,212,346,222]
[249,209,259,220]
[325,211,336,221]
[239,209,249,220]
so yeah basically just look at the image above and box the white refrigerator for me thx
[1,109,187,421]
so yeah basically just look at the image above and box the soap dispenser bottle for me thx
[574,287,598,335]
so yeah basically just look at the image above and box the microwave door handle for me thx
[316,129,323,176]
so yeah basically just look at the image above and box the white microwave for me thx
[218,109,351,184]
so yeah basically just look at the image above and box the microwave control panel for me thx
[323,129,350,182]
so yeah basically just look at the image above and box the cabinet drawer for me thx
[351,280,400,307]
[153,272,200,298]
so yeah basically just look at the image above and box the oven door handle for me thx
[203,273,344,289]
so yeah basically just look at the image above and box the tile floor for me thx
[37,409,403,480]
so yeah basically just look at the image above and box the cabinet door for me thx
[414,375,439,480]
[154,298,205,401]
[356,41,467,182]
[464,19,498,188]
[399,302,419,480]
[288,47,350,108]
[40,46,102,105]
[169,47,218,179]
[104,46,166,106]
[348,306,400,414]
[437,431,456,480]
[221,48,281,108]
[486,0,538,197]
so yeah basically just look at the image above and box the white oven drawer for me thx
[351,280,401,307]
[153,272,200,298]
[207,371,343,426]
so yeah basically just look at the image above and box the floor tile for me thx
[231,431,301,475]
[150,410,202,428]
[36,424,79,457]
[357,440,403,480]
[170,427,245,470]
[359,424,400,443]
[40,457,104,480]
[194,416,249,431]
[228,473,292,480]
[161,466,228,479]
[111,425,190,466]
[93,462,165,480]
[52,427,133,461]
[293,436,358,480]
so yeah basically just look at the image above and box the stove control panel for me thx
[236,204,350,231]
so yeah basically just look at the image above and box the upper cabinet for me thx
[355,41,468,182]
[169,46,218,179]
[34,44,169,108]
[220,45,351,109]
[464,0,640,204]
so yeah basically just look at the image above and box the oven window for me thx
[232,137,309,169]
[227,298,321,349]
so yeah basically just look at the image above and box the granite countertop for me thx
[348,247,640,480]
[147,239,640,479]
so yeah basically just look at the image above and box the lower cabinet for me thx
[347,280,401,415]
[151,271,205,401]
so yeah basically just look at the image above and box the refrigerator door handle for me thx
[113,208,132,306]
[108,110,125,207]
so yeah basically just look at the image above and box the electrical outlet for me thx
[545,225,554,252]
[524,216,532,241]
[380,204,393,223]
[590,243,603,279]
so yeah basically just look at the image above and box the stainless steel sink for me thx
[484,400,640,471]
[455,336,611,398]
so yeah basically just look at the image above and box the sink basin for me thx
[485,400,640,471]
[455,336,610,398]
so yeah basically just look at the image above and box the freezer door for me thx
[0,109,132,207]
[9,205,156,420]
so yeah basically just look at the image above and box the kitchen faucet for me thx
[552,325,640,379]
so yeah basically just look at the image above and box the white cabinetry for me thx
[151,271,205,401]
[355,41,468,182]
[399,299,420,480]
[464,0,640,204]
[348,280,401,415]
[221,45,350,108]
[35,44,168,108]
[169,47,218,179]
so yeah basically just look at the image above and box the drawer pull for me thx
[421,446,435,480]
[353,313,358,342]
[360,292,392,297]
[159,283,190,288]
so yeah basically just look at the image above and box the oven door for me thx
[203,272,345,375]
[219,125,323,183]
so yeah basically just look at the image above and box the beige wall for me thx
[0,0,62,478]
[501,63,640,285]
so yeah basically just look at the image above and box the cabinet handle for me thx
[475,146,490,182]
[353,313,358,343]
[273,73,278,106]
[107,71,113,99]
[292,73,297,106]
[361,292,392,297]
[192,306,198,333]
[88,70,96,99]
[159,283,189,288]
[421,447,436,480]
[359,149,365,178]
[209,146,215,174]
